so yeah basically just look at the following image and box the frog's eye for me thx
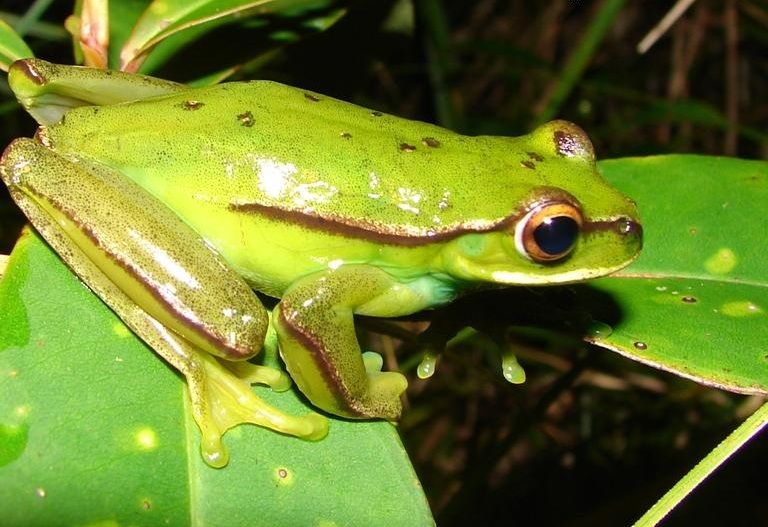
[515,201,582,263]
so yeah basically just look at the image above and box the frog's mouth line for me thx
[489,257,639,285]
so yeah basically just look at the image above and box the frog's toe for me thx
[357,352,408,420]
[186,353,329,467]
[362,351,385,373]
[501,352,526,384]
[220,358,292,392]
[199,429,229,468]
[302,413,330,441]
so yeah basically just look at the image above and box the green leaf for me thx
[0,229,434,526]
[104,0,153,69]
[0,18,34,71]
[118,0,345,73]
[591,155,768,393]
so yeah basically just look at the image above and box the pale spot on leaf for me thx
[704,248,737,275]
[720,301,763,317]
[135,427,158,451]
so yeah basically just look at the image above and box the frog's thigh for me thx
[275,265,422,420]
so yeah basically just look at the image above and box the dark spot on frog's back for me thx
[340,132,352,139]
[371,111,383,117]
[182,100,204,111]
[422,137,441,148]
[237,111,254,127]
[520,160,536,170]
[527,151,544,162]
[304,93,321,102]
[552,121,595,160]
[399,143,416,152]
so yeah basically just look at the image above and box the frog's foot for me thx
[359,352,409,420]
[187,352,329,467]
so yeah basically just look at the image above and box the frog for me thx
[0,59,642,467]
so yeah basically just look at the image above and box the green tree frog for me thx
[0,59,642,467]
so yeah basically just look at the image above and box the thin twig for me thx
[637,0,697,54]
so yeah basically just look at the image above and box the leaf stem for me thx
[634,399,768,527]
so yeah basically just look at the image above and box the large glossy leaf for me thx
[591,155,768,393]
[0,229,433,526]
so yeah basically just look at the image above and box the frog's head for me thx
[443,120,642,285]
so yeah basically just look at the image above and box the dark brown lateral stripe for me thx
[583,218,643,241]
[230,201,506,246]
[15,59,45,84]
[231,201,635,245]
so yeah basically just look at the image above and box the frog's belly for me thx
[179,203,446,298]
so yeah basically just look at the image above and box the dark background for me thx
[1,1,766,525]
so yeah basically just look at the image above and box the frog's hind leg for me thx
[143,316,328,467]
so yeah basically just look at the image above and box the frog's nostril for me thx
[616,218,642,238]
[617,218,643,251]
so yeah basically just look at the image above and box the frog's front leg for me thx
[275,265,441,419]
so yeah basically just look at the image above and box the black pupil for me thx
[533,216,579,256]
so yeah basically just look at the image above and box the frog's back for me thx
[44,81,601,242]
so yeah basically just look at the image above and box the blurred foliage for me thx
[0,1,766,525]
